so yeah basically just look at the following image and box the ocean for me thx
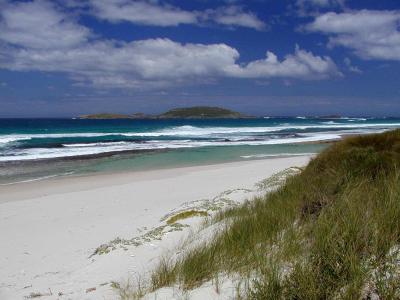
[1,117,400,184]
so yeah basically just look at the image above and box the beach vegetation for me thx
[166,210,209,225]
[111,279,147,300]
[121,129,400,299]
[25,289,53,298]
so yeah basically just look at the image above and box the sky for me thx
[0,0,399,117]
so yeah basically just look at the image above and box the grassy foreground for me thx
[121,130,400,299]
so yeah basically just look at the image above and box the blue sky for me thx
[0,0,399,117]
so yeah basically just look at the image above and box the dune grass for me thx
[121,129,400,299]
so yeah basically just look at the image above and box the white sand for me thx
[0,156,311,300]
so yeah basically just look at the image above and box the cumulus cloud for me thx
[227,45,340,79]
[1,38,340,88]
[0,0,339,89]
[0,0,90,49]
[306,10,400,61]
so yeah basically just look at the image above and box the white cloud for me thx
[343,57,362,73]
[87,0,266,30]
[1,38,340,88]
[226,45,340,79]
[0,0,90,49]
[88,0,197,26]
[296,0,345,8]
[202,6,266,30]
[294,0,346,17]
[306,10,400,61]
[0,0,339,89]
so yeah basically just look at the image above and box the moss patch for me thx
[166,210,209,225]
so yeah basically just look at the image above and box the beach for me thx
[1,117,397,299]
[1,0,399,297]
[0,155,311,300]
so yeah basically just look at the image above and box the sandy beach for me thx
[0,156,311,300]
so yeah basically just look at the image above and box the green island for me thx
[157,106,247,119]
[117,129,400,299]
[78,106,251,119]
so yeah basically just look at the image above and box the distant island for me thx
[78,106,253,119]
[158,107,247,118]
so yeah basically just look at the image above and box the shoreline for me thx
[0,140,328,165]
[0,143,327,186]
[0,154,314,203]
[0,156,312,299]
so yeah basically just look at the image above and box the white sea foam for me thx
[0,133,114,146]
[1,121,399,162]
[240,153,317,159]
[341,117,367,121]
[0,133,340,162]
[0,172,74,186]
[121,123,400,137]
[63,141,130,147]
[0,135,27,145]
[1,122,399,146]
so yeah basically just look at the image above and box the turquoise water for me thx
[1,117,399,184]
[84,143,326,173]
[0,143,327,184]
